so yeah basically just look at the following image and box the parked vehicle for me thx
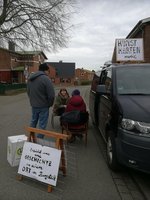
[89,70,102,125]
[89,63,150,173]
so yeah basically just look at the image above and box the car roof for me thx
[103,63,150,70]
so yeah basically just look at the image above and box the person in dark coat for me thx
[62,89,88,142]
[65,89,86,112]
[27,63,55,138]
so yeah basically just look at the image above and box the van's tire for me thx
[106,131,120,171]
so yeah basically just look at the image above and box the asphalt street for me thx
[0,85,148,200]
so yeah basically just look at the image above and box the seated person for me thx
[61,89,89,142]
[65,89,86,113]
[53,88,70,116]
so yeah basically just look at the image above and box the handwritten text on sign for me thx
[18,142,61,186]
[116,38,144,61]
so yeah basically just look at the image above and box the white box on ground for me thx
[7,135,27,167]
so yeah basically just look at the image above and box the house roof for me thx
[0,47,47,59]
[76,68,94,73]
[126,17,150,38]
[17,51,47,59]
[47,61,75,78]
[0,47,21,55]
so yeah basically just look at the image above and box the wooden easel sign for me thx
[18,141,61,186]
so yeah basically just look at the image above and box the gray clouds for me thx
[47,0,150,71]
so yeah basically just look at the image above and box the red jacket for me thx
[65,95,86,112]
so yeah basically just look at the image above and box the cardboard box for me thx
[7,135,27,167]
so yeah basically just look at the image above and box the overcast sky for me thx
[47,0,150,71]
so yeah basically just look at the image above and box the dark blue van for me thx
[89,63,150,173]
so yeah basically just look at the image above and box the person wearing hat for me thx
[27,63,55,138]
[62,89,88,142]
[65,89,86,112]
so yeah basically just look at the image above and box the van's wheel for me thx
[106,131,120,171]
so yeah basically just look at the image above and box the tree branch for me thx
[0,0,77,51]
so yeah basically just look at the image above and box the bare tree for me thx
[0,0,76,51]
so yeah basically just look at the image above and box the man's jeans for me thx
[30,107,49,138]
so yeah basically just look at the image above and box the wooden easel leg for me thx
[61,150,66,176]
[48,185,52,192]
[16,174,23,181]
[59,140,66,176]
[51,113,55,128]
[62,128,70,144]
[28,132,36,143]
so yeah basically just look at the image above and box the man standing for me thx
[27,63,55,138]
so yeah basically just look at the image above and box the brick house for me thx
[47,65,57,84]
[112,17,150,63]
[0,45,93,85]
[75,68,94,84]
[46,61,75,85]
[0,46,47,83]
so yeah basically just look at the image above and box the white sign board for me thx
[116,38,144,61]
[18,142,62,186]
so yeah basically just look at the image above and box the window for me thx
[100,69,112,92]
[116,66,150,94]
[91,74,100,91]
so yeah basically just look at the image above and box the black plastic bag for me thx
[60,110,89,125]
[60,110,81,124]
[56,107,65,116]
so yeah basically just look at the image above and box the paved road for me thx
[0,85,148,200]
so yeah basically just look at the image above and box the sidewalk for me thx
[0,90,121,200]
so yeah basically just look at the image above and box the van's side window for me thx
[100,69,112,92]
[91,74,100,92]
[91,71,102,92]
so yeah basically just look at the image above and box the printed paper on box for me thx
[7,135,27,167]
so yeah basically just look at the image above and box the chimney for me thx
[8,41,15,52]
